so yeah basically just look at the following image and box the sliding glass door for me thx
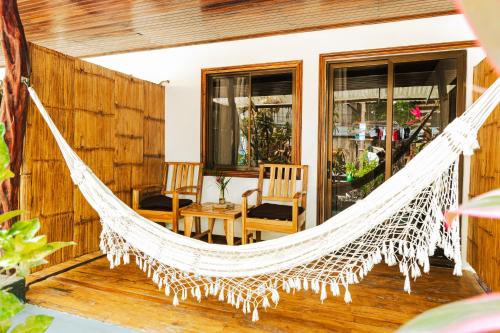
[323,52,464,220]
[326,61,389,216]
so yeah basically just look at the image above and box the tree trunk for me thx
[0,0,30,216]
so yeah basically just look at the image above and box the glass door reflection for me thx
[328,63,389,216]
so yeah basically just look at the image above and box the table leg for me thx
[195,217,201,234]
[184,215,193,237]
[225,219,234,246]
[207,218,215,243]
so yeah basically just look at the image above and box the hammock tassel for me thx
[411,262,421,279]
[230,291,236,306]
[294,277,301,291]
[320,282,327,303]
[303,278,309,291]
[344,286,352,304]
[173,293,179,306]
[195,286,201,302]
[262,295,270,309]
[404,275,411,294]
[453,261,462,276]
[330,280,340,297]
[271,289,280,305]
[184,288,189,300]
[218,286,225,301]
[252,307,259,322]
[423,256,430,273]
[236,293,243,309]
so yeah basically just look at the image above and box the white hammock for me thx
[27,78,500,321]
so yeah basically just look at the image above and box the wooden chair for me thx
[132,162,203,233]
[241,164,308,244]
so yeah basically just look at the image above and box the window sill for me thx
[203,169,260,178]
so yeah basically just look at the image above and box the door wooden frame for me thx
[316,41,473,224]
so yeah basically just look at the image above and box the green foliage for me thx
[0,121,74,332]
[10,314,53,333]
[392,100,413,125]
[0,124,14,184]
[353,152,378,179]
[0,291,53,333]
[249,107,292,165]
[0,218,75,278]
[332,149,346,176]
[345,162,356,175]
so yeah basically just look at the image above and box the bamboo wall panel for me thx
[142,81,165,187]
[467,58,500,291]
[21,43,165,267]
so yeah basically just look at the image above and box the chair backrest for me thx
[258,164,308,207]
[161,162,204,203]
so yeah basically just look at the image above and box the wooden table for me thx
[181,203,242,245]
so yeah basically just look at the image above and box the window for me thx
[202,61,302,176]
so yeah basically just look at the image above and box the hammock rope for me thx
[26,78,500,321]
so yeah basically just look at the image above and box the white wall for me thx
[87,14,479,238]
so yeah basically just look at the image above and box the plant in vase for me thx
[215,174,231,205]
[345,162,356,182]
[0,122,75,332]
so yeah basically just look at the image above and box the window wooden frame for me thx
[201,60,303,177]
[316,41,473,224]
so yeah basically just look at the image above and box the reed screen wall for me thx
[468,58,500,291]
[20,44,165,267]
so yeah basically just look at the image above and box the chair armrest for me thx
[174,185,198,195]
[293,191,307,199]
[242,188,259,198]
[132,186,163,210]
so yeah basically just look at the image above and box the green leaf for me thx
[9,219,40,239]
[0,291,24,322]
[0,252,22,269]
[14,235,47,254]
[0,319,12,333]
[0,211,24,226]
[11,315,53,333]
[0,169,14,183]
[30,242,75,260]
[0,123,11,179]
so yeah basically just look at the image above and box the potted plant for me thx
[215,174,231,205]
[0,122,75,332]
[345,162,356,182]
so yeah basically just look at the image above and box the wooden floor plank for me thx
[26,257,484,332]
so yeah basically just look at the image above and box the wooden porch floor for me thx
[27,255,483,333]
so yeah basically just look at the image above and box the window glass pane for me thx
[392,59,457,173]
[331,64,387,216]
[208,75,250,168]
[250,72,293,166]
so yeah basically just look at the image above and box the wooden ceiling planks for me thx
[8,0,457,65]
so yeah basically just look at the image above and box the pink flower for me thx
[410,106,422,119]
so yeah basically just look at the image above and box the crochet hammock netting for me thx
[27,78,500,321]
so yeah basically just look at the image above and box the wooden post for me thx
[0,0,30,215]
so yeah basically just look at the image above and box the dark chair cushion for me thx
[139,195,193,211]
[247,203,305,221]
